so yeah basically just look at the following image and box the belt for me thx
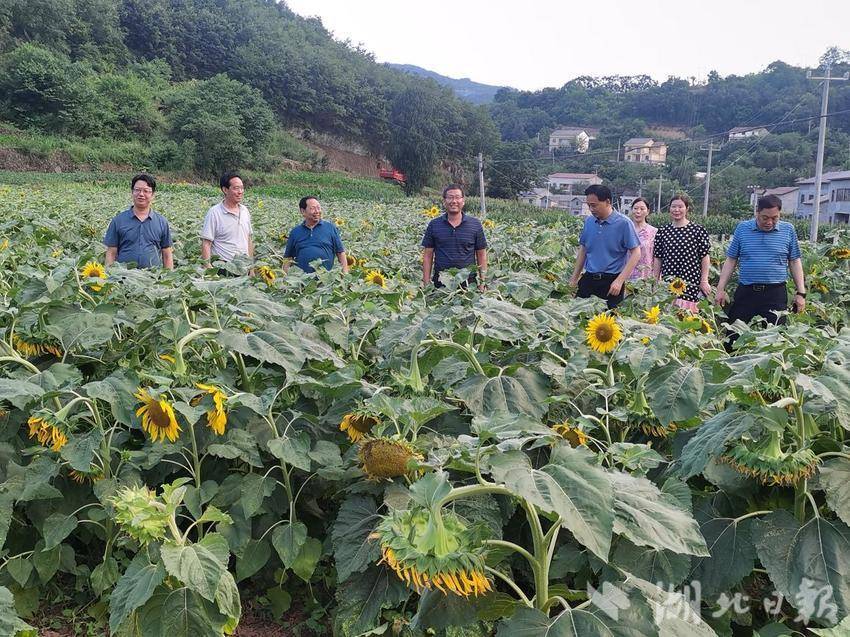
[742,282,785,292]
[585,272,618,280]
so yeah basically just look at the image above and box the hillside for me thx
[387,63,505,104]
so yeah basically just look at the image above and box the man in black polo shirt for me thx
[421,184,488,289]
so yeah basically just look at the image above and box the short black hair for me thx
[299,195,319,210]
[584,184,611,202]
[442,184,465,198]
[631,197,651,213]
[757,194,782,212]
[219,171,242,189]
[669,192,692,210]
[131,173,156,192]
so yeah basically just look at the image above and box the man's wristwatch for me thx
[795,291,806,298]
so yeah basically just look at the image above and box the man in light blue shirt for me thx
[716,194,806,326]
[569,184,641,309]
[283,196,349,273]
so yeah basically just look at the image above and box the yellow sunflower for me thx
[340,412,379,442]
[69,467,104,484]
[669,278,687,296]
[643,305,661,324]
[27,415,68,452]
[12,335,62,359]
[346,254,357,267]
[640,336,651,345]
[812,280,829,294]
[827,247,850,260]
[194,383,228,436]
[80,261,107,292]
[482,219,495,230]
[365,269,388,288]
[585,313,623,354]
[257,265,276,286]
[334,217,346,227]
[699,318,713,334]
[552,422,588,447]
[134,388,181,443]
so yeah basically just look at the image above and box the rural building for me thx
[517,189,591,216]
[795,171,850,225]
[548,126,600,152]
[547,172,602,192]
[623,138,668,164]
[761,186,799,216]
[728,126,769,142]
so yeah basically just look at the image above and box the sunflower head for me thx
[334,217,346,227]
[13,335,62,359]
[346,254,357,267]
[643,305,661,325]
[812,280,829,294]
[373,508,492,597]
[365,269,388,288]
[110,485,169,545]
[552,422,588,447]
[585,313,623,354]
[640,421,679,438]
[359,437,422,480]
[193,383,228,436]
[80,261,107,292]
[256,265,276,286]
[69,466,104,484]
[340,412,379,443]
[482,219,495,230]
[669,278,687,296]
[134,388,181,443]
[827,247,850,260]
[719,432,819,486]
[27,412,68,452]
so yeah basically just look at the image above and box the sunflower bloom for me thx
[334,217,346,227]
[27,415,68,452]
[80,261,107,292]
[134,388,181,443]
[827,247,850,260]
[643,306,660,324]
[552,422,588,447]
[365,269,388,288]
[345,254,357,267]
[13,335,62,359]
[669,278,687,296]
[585,313,623,354]
[720,432,818,486]
[359,438,422,480]
[482,219,495,230]
[257,265,276,286]
[340,412,379,442]
[194,383,228,436]
[69,467,104,484]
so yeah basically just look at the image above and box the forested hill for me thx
[388,64,505,104]
[0,0,497,190]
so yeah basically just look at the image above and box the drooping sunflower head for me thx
[257,265,276,286]
[340,412,379,443]
[669,278,687,296]
[827,247,850,260]
[193,383,228,436]
[27,412,68,452]
[69,466,105,484]
[552,422,588,447]
[134,388,181,443]
[359,437,422,480]
[346,254,357,267]
[12,335,62,359]
[643,305,661,325]
[719,432,819,486]
[80,261,107,291]
[585,313,623,354]
[365,269,388,288]
[640,421,679,438]
[373,508,492,597]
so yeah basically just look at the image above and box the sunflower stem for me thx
[484,565,532,606]
[0,355,39,374]
[420,339,486,377]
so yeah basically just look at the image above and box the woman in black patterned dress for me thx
[652,193,711,311]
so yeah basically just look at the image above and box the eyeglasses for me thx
[444,196,464,201]
[132,188,153,195]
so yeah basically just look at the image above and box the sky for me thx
[284,0,850,91]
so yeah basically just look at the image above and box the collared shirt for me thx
[727,219,801,285]
[421,213,487,280]
[284,219,344,272]
[579,211,640,274]
[629,223,658,280]
[103,207,172,268]
[200,203,253,262]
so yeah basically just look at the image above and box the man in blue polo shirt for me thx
[104,173,174,269]
[716,194,806,325]
[568,184,641,309]
[421,184,488,289]
[283,196,349,273]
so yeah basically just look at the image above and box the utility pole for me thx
[808,65,849,242]
[700,142,722,217]
[478,152,486,216]
[656,170,663,213]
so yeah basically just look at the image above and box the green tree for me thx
[484,141,541,199]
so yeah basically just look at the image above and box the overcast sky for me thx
[284,0,850,91]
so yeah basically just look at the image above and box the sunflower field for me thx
[0,178,849,636]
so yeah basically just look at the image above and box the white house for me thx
[623,138,668,164]
[795,171,850,225]
[728,126,769,142]
[548,126,600,153]
[547,172,602,192]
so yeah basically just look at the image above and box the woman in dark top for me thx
[652,193,711,311]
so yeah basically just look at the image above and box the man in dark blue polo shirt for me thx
[283,196,349,273]
[421,184,488,289]
[104,173,174,269]
[716,194,806,325]
[568,184,640,309]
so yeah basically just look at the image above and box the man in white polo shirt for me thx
[200,171,254,265]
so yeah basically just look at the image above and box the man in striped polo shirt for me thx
[715,194,806,326]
